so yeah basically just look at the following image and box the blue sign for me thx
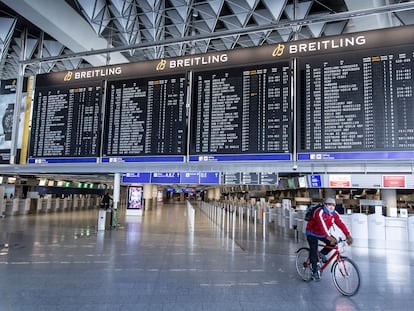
[310,175,322,188]
[298,151,414,161]
[28,157,98,164]
[200,172,220,184]
[180,172,200,184]
[122,172,151,183]
[151,172,181,183]
[102,156,185,163]
[189,153,291,162]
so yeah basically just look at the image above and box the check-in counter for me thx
[341,214,352,232]
[368,214,386,248]
[54,198,61,212]
[50,198,57,212]
[351,213,368,247]
[408,216,414,242]
[289,209,297,230]
[12,198,19,215]
[277,208,283,227]
[73,197,79,210]
[0,200,4,217]
[5,199,13,216]
[18,198,31,215]
[46,198,52,212]
[385,217,408,249]
[63,198,68,211]
[40,198,48,213]
[36,198,42,213]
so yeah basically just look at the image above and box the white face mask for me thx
[326,203,335,214]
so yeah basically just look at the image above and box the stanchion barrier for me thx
[232,205,236,237]
[263,211,268,238]
[254,208,257,233]
[239,206,243,226]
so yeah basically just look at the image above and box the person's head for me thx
[325,197,336,213]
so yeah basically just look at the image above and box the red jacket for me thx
[306,206,350,238]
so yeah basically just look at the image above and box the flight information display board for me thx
[29,84,102,158]
[190,63,292,160]
[103,74,187,157]
[298,46,414,160]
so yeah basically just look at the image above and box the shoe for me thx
[320,253,327,263]
[312,270,321,281]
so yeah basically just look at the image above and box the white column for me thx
[113,173,120,210]
[381,189,397,216]
[152,184,158,201]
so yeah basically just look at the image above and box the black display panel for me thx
[190,63,291,155]
[103,75,187,156]
[29,84,102,158]
[298,46,414,154]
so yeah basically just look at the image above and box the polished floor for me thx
[0,201,413,311]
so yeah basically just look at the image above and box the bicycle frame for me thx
[318,242,343,272]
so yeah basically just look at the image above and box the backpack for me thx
[304,203,323,221]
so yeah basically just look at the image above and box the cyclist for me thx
[305,197,353,281]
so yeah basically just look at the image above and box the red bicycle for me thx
[295,238,361,296]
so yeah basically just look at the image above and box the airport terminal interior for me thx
[2,0,414,310]
[1,200,414,310]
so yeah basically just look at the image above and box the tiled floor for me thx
[0,201,413,311]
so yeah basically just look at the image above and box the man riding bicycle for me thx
[305,197,353,281]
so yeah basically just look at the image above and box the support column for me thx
[381,189,397,216]
[113,173,120,210]
[110,173,121,228]
[152,185,158,207]
[143,184,152,210]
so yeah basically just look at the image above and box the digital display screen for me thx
[128,186,143,209]
[29,84,102,158]
[190,63,292,156]
[298,46,414,159]
[103,74,187,157]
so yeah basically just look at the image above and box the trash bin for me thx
[98,209,106,230]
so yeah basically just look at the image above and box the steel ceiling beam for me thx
[18,1,414,66]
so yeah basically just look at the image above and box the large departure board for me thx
[30,84,102,158]
[103,74,187,156]
[190,64,291,156]
[298,46,414,159]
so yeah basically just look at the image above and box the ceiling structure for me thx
[0,0,414,80]
[1,0,414,186]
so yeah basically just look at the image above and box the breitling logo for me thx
[272,44,285,57]
[156,59,167,71]
[64,71,73,81]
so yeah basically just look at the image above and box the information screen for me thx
[298,46,414,155]
[190,63,291,155]
[103,74,187,156]
[30,84,102,158]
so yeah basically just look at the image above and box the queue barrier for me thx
[197,200,414,251]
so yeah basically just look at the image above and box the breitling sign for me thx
[31,24,414,86]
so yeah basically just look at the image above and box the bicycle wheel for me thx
[295,247,312,282]
[331,257,361,296]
